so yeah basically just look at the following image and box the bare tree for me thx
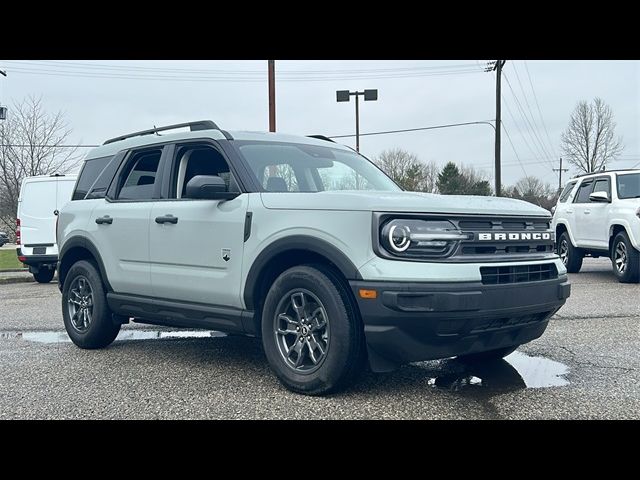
[0,95,81,235]
[561,97,624,174]
[506,176,557,210]
[373,148,438,192]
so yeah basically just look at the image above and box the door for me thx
[149,143,248,308]
[571,179,594,245]
[90,147,164,297]
[581,176,611,248]
[19,179,58,253]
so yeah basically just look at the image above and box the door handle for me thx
[95,215,113,225]
[566,209,573,213]
[155,215,178,225]
[584,210,591,215]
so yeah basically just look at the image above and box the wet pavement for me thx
[0,257,638,419]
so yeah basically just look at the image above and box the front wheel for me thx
[611,231,640,283]
[33,268,55,283]
[261,265,366,396]
[62,260,120,349]
[557,232,583,273]
[457,346,518,363]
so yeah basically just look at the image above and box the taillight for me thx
[16,218,21,246]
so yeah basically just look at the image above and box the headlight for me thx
[380,218,470,258]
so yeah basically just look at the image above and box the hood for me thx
[260,191,551,217]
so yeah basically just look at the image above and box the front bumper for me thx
[350,276,570,372]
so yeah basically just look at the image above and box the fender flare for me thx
[59,236,113,292]
[555,221,578,247]
[243,235,362,310]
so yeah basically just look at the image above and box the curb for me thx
[0,276,34,285]
[0,269,28,273]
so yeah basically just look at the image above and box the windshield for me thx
[235,141,401,192]
[617,173,640,199]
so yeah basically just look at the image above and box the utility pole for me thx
[553,157,569,193]
[268,60,276,132]
[490,60,506,197]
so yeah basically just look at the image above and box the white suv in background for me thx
[552,169,640,283]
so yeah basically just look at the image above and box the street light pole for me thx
[336,89,378,153]
[268,60,276,132]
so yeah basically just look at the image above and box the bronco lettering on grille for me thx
[477,232,553,241]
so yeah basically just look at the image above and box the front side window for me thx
[170,144,238,199]
[116,149,162,200]
[617,173,640,199]
[235,141,400,193]
[574,180,594,203]
[591,178,611,199]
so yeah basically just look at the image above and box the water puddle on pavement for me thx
[427,351,570,391]
[0,329,227,344]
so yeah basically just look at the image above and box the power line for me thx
[512,62,557,160]
[502,72,555,168]
[524,61,558,158]
[500,122,528,177]
[327,120,496,139]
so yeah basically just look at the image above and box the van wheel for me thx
[611,231,640,283]
[62,260,120,349]
[261,265,366,396]
[558,232,583,273]
[457,346,519,363]
[33,268,55,283]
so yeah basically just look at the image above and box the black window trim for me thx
[106,145,167,203]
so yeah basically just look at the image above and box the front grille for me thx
[462,244,554,256]
[458,220,550,231]
[480,263,558,285]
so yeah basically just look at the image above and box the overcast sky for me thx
[0,60,638,187]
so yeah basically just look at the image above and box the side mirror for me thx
[589,191,610,203]
[185,175,239,200]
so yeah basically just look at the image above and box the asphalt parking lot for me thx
[0,257,638,419]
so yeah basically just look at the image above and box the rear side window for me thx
[116,149,162,200]
[574,181,593,203]
[559,181,577,203]
[72,156,112,200]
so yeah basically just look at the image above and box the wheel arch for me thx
[243,236,363,333]
[555,221,576,247]
[609,223,631,252]
[58,237,112,292]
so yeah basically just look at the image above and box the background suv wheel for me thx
[62,260,121,348]
[558,231,583,273]
[261,265,366,395]
[611,231,640,283]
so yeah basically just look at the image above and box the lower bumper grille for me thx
[480,263,558,285]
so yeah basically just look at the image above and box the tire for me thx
[261,265,366,396]
[611,231,640,283]
[457,345,519,363]
[62,260,120,349]
[557,231,583,273]
[33,268,55,283]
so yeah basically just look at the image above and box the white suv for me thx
[57,121,570,395]
[552,169,640,283]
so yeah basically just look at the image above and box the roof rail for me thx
[103,120,220,145]
[572,168,639,179]
[307,135,336,143]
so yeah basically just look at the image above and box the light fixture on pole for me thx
[336,89,378,152]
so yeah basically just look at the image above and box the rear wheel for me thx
[33,268,55,283]
[457,346,518,363]
[261,265,366,396]
[611,231,640,283]
[62,260,120,349]
[558,232,583,273]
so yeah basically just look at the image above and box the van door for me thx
[19,179,58,255]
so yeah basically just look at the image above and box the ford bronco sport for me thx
[57,121,571,395]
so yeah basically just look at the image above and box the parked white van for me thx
[17,174,77,283]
